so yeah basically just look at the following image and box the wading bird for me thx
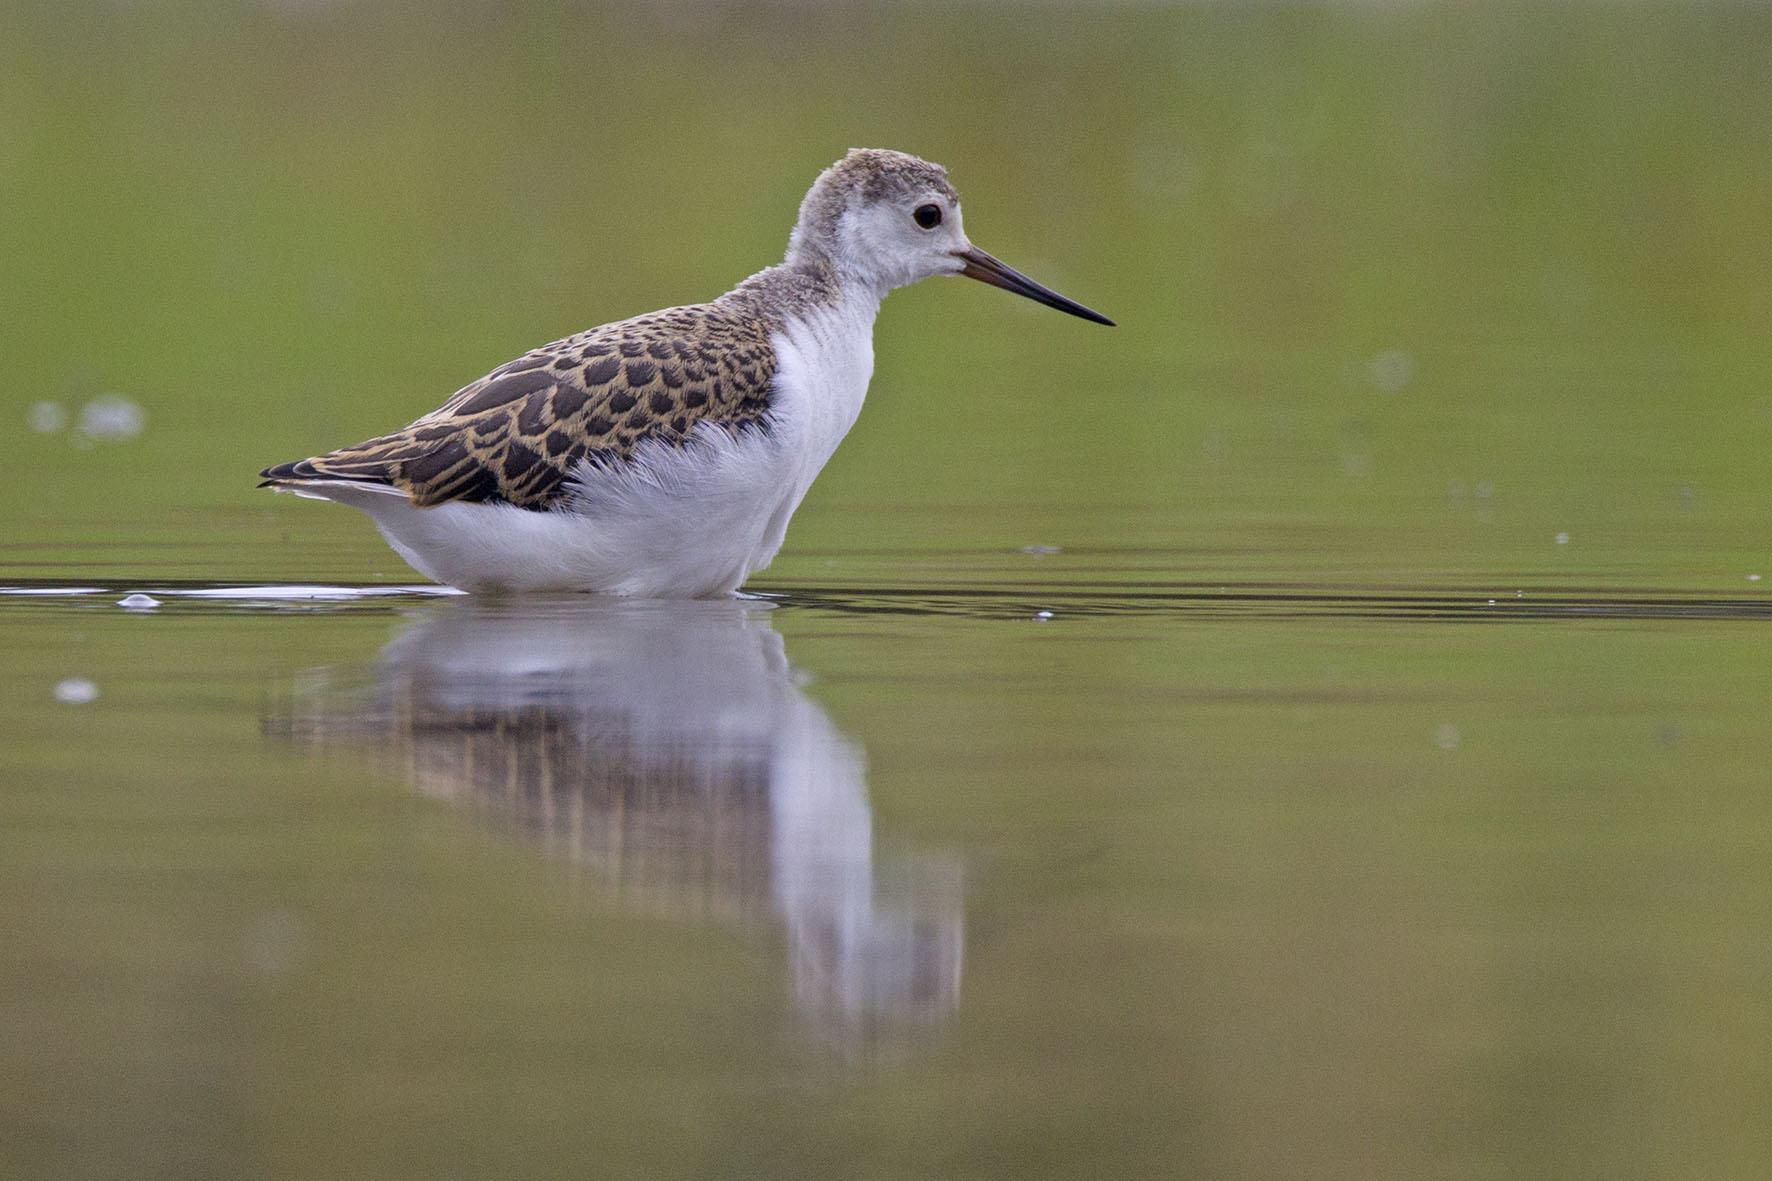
[261,149,1112,595]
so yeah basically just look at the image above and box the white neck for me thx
[772,288,878,476]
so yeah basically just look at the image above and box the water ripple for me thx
[1,579,1768,623]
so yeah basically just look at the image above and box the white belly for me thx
[330,301,877,596]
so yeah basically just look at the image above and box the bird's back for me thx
[260,295,788,511]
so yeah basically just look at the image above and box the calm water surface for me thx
[6,1,1772,1174]
[4,533,1770,1179]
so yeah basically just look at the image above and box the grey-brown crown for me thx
[787,148,960,264]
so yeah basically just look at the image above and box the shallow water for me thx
[5,550,1771,1178]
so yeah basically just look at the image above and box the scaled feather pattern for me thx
[261,303,781,509]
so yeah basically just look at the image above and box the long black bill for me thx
[956,246,1115,326]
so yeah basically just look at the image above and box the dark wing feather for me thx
[260,303,778,509]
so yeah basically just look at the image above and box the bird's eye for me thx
[913,203,943,229]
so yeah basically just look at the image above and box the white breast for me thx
[339,297,880,596]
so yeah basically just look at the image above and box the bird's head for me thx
[786,148,1113,326]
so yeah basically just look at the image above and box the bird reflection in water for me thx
[274,596,963,1053]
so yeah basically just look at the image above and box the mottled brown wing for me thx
[260,303,778,509]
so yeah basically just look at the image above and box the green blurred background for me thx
[4,0,1769,584]
[4,3,1772,1179]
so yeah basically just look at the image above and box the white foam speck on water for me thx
[54,678,99,705]
[1019,545,1062,556]
[1749,574,1763,583]
[1554,532,1570,545]
[28,401,68,433]
[1034,609,1055,621]
[117,593,161,610]
[1433,723,1461,751]
[78,394,147,441]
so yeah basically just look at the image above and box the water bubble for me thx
[1433,723,1461,751]
[1554,532,1570,545]
[28,401,68,433]
[1367,349,1414,393]
[1033,610,1055,621]
[78,394,147,441]
[54,678,99,705]
[117,593,161,610]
